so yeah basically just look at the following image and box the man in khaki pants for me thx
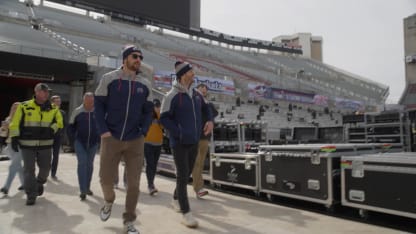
[94,45,153,234]
[192,84,218,198]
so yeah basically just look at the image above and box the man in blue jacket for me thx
[94,45,153,234]
[67,92,99,201]
[160,61,213,228]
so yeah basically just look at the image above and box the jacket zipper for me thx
[120,75,131,140]
[191,92,197,141]
[87,111,91,149]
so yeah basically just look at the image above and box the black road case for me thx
[210,153,259,192]
[341,152,416,219]
[258,144,382,208]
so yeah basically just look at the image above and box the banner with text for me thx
[248,83,316,104]
[334,97,364,110]
[154,71,235,96]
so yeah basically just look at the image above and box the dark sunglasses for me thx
[131,53,143,60]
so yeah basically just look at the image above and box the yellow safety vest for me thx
[9,98,63,149]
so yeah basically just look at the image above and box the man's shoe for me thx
[123,221,140,234]
[80,193,86,201]
[37,183,44,196]
[181,212,198,228]
[26,197,36,206]
[86,190,93,196]
[171,199,181,213]
[196,189,209,199]
[51,175,58,181]
[149,187,158,196]
[0,187,8,195]
[100,201,112,221]
[17,185,24,191]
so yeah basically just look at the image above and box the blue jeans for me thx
[51,134,62,177]
[74,140,97,193]
[144,143,161,188]
[2,144,24,190]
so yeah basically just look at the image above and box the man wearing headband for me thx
[160,61,214,228]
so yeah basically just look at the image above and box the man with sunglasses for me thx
[94,45,153,234]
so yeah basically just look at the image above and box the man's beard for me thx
[127,61,139,72]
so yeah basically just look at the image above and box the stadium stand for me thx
[0,0,386,141]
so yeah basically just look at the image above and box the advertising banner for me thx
[154,71,235,96]
[335,97,363,110]
[248,83,315,104]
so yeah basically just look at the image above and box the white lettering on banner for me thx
[154,71,235,96]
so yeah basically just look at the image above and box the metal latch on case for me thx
[311,150,320,165]
[307,179,320,190]
[244,158,252,170]
[215,155,221,167]
[266,174,276,184]
[265,151,272,162]
[351,161,364,178]
[349,190,365,202]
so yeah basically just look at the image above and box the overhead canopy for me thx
[0,51,88,82]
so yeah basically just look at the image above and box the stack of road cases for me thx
[258,144,384,209]
[210,153,259,192]
[341,152,416,219]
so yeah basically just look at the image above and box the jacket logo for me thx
[137,87,144,93]
[27,112,32,116]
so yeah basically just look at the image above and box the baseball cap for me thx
[34,83,52,92]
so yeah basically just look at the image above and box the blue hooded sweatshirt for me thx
[94,68,153,141]
[160,80,213,147]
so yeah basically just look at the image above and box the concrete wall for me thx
[404,14,416,85]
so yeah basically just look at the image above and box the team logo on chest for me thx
[137,87,144,93]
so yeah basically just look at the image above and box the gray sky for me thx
[201,0,416,103]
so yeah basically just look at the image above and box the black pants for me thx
[144,143,161,188]
[51,134,62,177]
[21,148,52,199]
[172,144,198,214]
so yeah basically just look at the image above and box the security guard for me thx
[9,83,63,205]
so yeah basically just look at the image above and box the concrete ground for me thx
[0,153,412,234]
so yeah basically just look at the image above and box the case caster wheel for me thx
[325,204,335,213]
[214,183,221,189]
[359,209,369,219]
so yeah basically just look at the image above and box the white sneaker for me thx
[124,221,139,234]
[196,189,209,199]
[100,201,112,221]
[171,199,181,213]
[181,212,198,228]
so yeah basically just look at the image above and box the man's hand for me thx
[203,121,214,136]
[101,132,112,138]
[11,137,19,152]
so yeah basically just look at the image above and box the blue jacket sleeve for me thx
[94,96,109,135]
[67,123,76,143]
[201,96,213,122]
[140,101,154,136]
[160,96,180,138]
